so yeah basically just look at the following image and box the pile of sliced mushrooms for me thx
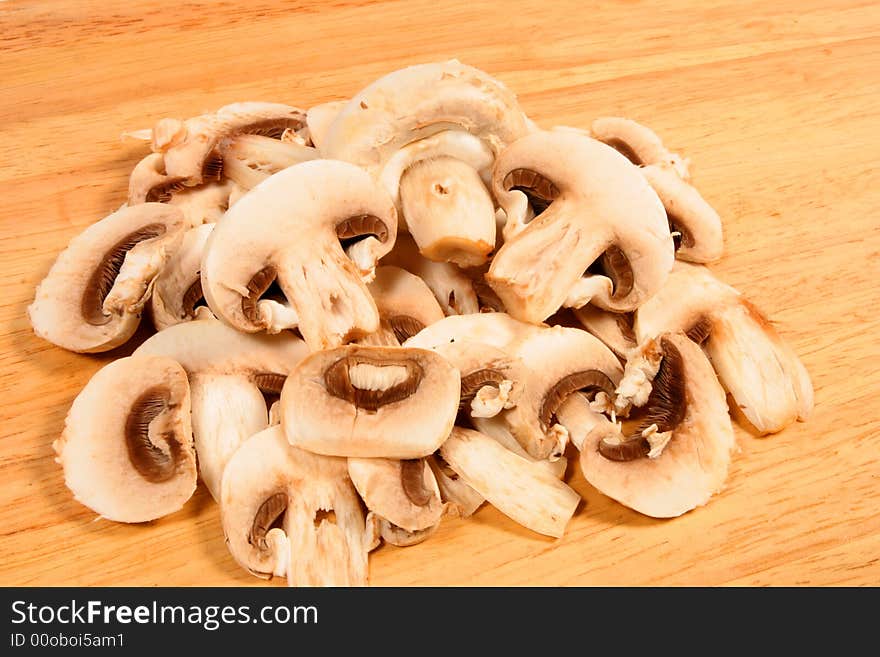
[30,60,813,586]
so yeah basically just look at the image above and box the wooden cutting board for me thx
[1,0,878,587]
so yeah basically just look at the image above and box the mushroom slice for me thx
[640,164,723,263]
[591,116,690,179]
[573,306,636,359]
[578,334,736,518]
[54,355,196,523]
[221,425,367,586]
[151,102,307,186]
[404,311,540,352]
[348,457,443,533]
[29,203,185,353]
[382,233,479,315]
[439,427,580,538]
[367,513,440,548]
[635,262,814,434]
[218,134,319,191]
[135,318,308,499]
[427,454,484,518]
[167,179,240,227]
[470,414,568,479]
[282,345,460,459]
[360,266,445,346]
[201,159,397,350]
[150,223,215,330]
[306,100,346,152]
[323,61,530,267]
[489,130,674,322]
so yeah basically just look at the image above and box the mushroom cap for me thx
[282,344,461,459]
[29,203,186,353]
[200,159,398,349]
[365,265,445,344]
[381,233,480,315]
[306,100,346,151]
[635,262,813,433]
[640,164,723,263]
[439,427,580,538]
[54,355,197,523]
[488,129,674,321]
[322,60,529,172]
[591,116,690,179]
[155,102,307,185]
[347,457,443,532]
[150,223,215,331]
[220,425,367,585]
[573,306,636,359]
[579,334,736,518]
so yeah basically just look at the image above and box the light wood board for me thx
[1,0,878,586]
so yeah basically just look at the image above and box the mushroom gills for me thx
[324,358,423,413]
[503,168,560,216]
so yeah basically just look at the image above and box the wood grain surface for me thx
[1,0,878,587]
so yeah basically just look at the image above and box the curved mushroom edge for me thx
[348,457,443,532]
[590,116,690,180]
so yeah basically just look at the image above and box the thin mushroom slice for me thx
[470,414,568,479]
[440,427,580,538]
[365,512,440,548]
[135,318,308,500]
[282,345,460,459]
[635,262,814,433]
[306,100,346,152]
[54,355,197,523]
[359,266,445,347]
[348,457,443,533]
[200,160,398,350]
[427,454,484,518]
[640,164,723,263]
[573,306,636,360]
[29,203,185,353]
[433,341,523,420]
[150,223,215,330]
[591,116,690,179]
[221,425,367,586]
[151,102,307,186]
[404,311,540,353]
[218,134,319,191]
[383,233,479,315]
[489,130,674,322]
[578,334,736,518]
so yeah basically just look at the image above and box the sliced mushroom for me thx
[200,159,398,350]
[367,513,441,548]
[306,99,346,151]
[54,355,197,522]
[427,454,484,518]
[635,262,814,434]
[591,116,690,179]
[404,311,539,353]
[151,102,307,186]
[576,334,737,518]
[166,179,239,227]
[348,457,443,534]
[439,427,580,538]
[382,233,480,315]
[221,425,367,586]
[640,164,723,263]
[135,318,309,499]
[323,61,530,268]
[29,203,185,353]
[489,129,674,322]
[359,266,445,347]
[470,414,568,479]
[573,306,636,359]
[218,134,319,191]
[150,223,215,330]
[282,345,460,459]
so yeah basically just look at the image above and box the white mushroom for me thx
[200,159,398,350]
[305,99,346,151]
[382,233,479,315]
[573,306,636,359]
[150,223,215,330]
[359,265,445,347]
[323,60,530,267]
[54,355,197,523]
[29,203,185,353]
[282,344,460,459]
[135,318,309,500]
[218,134,319,191]
[591,116,690,179]
[439,427,580,538]
[489,129,674,322]
[221,425,367,586]
[575,334,737,518]
[635,262,814,434]
[427,454,485,518]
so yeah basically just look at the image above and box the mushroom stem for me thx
[102,230,178,317]
[440,427,580,538]
[471,415,568,479]
[190,373,269,500]
[399,156,496,267]
[554,392,623,452]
